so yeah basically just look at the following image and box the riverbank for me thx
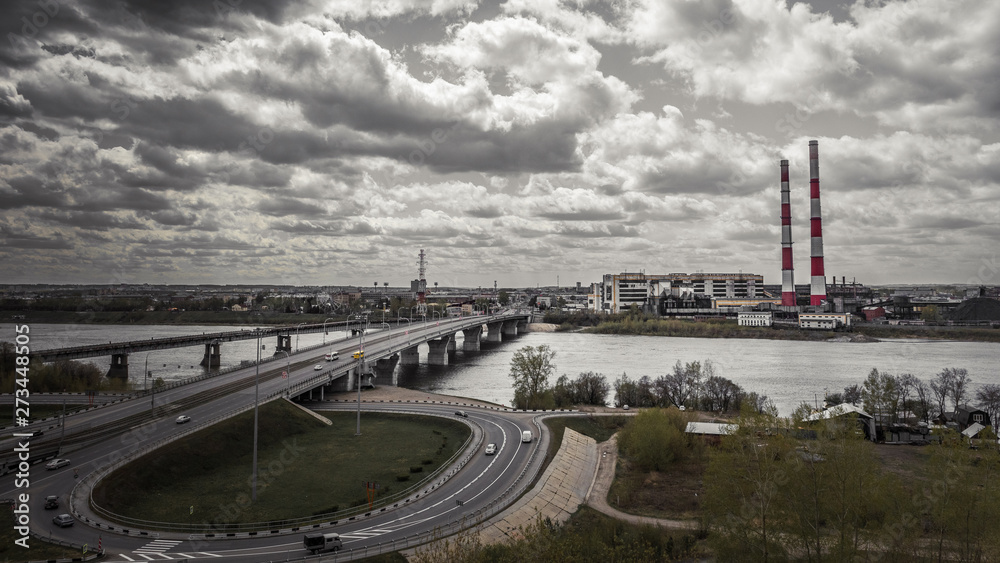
[572,317,1000,343]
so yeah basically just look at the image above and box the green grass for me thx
[92,400,469,529]
[0,503,89,563]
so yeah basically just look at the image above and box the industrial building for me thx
[591,272,765,314]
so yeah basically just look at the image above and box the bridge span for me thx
[31,312,532,380]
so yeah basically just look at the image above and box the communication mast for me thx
[417,249,427,315]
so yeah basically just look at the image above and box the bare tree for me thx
[975,384,1000,429]
[912,377,932,423]
[946,368,971,410]
[930,370,954,417]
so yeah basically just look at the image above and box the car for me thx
[52,514,74,527]
[314,364,323,370]
[44,496,58,509]
[175,415,191,424]
[485,443,496,455]
[45,458,70,470]
[455,410,468,418]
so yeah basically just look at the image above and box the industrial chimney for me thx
[809,140,827,306]
[780,159,795,306]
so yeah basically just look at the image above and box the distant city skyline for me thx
[1,0,998,288]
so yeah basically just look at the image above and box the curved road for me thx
[2,314,549,561]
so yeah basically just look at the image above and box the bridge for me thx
[31,312,532,381]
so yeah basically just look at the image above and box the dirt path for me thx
[586,434,699,530]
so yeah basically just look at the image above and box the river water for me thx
[4,323,998,416]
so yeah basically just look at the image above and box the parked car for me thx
[46,458,71,470]
[455,410,468,418]
[485,443,496,455]
[314,364,323,370]
[175,415,191,424]
[52,514,74,527]
[44,496,58,509]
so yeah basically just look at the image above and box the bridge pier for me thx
[486,322,503,342]
[107,352,129,379]
[200,341,221,368]
[517,320,528,333]
[347,363,374,391]
[502,320,518,336]
[447,334,457,354]
[399,346,419,366]
[275,335,292,355]
[372,354,400,386]
[462,326,482,351]
[427,335,453,365]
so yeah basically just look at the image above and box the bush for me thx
[396,475,410,482]
[617,407,692,471]
[409,466,423,473]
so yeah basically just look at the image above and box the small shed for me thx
[685,421,737,445]
[805,403,877,442]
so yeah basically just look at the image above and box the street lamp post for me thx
[322,317,337,345]
[354,315,365,436]
[294,323,306,352]
[252,330,262,501]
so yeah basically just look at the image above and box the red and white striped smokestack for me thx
[780,159,795,306]
[809,140,827,306]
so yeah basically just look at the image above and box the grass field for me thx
[92,400,470,529]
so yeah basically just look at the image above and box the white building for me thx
[738,311,773,327]
[799,313,852,330]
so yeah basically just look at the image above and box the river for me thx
[4,323,998,416]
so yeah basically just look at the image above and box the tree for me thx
[861,368,899,427]
[498,290,510,306]
[658,360,703,408]
[912,376,933,423]
[573,371,610,406]
[842,384,862,405]
[613,373,639,408]
[508,345,556,410]
[946,367,971,409]
[976,383,1000,429]
[618,408,691,471]
[930,369,953,417]
[702,375,742,413]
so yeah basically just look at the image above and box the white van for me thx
[521,430,533,443]
[304,533,342,554]
[325,351,339,361]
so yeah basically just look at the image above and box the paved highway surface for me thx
[2,314,547,561]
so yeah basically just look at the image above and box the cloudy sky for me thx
[1,0,998,289]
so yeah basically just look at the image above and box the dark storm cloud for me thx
[149,209,198,227]
[14,120,58,141]
[269,219,382,236]
[415,122,581,174]
[0,175,70,209]
[465,204,503,218]
[36,210,149,231]
[0,225,73,249]
[257,197,327,218]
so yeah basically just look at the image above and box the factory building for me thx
[592,272,765,314]
[799,313,852,330]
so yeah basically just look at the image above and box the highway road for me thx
[1,313,547,561]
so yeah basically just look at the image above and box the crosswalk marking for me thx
[118,556,135,562]
[196,553,222,558]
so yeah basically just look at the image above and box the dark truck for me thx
[304,532,342,554]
